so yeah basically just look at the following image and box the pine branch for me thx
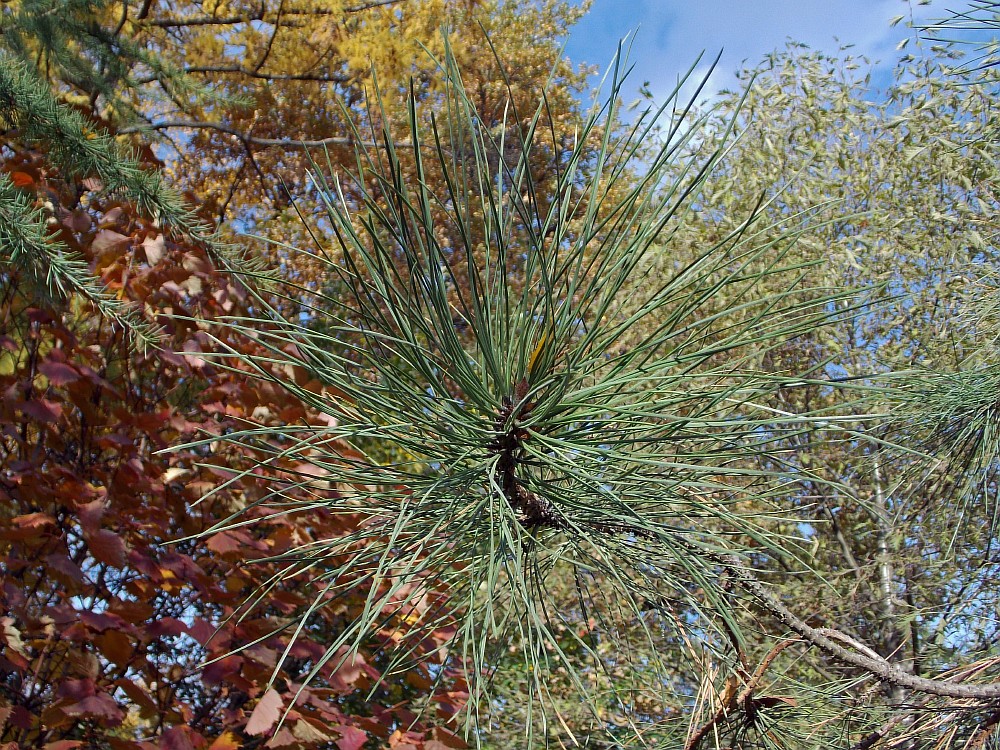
[0,51,271,282]
[0,173,160,350]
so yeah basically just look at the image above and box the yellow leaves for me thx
[159,568,183,594]
[332,0,469,81]
[199,0,233,16]
[399,608,423,626]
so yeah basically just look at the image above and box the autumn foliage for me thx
[0,148,468,749]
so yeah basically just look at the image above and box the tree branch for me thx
[723,551,1000,700]
[133,66,350,85]
[176,65,350,83]
[118,119,359,148]
[146,0,407,27]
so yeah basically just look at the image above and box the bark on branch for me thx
[721,550,1000,700]
[118,120,361,148]
[146,0,407,27]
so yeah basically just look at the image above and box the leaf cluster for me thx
[0,153,466,749]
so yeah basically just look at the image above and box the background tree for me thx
[605,32,1000,750]
[0,0,592,338]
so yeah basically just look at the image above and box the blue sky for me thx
[563,0,944,102]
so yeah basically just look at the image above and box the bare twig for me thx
[118,119,360,148]
[684,638,799,750]
[146,0,407,27]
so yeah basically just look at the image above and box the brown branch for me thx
[821,498,862,579]
[970,709,1000,750]
[147,12,266,27]
[721,551,1000,700]
[614,530,1000,704]
[117,119,361,148]
[146,0,407,27]
[490,390,566,529]
[132,66,349,85]
[252,0,285,74]
[849,712,910,750]
[175,65,350,83]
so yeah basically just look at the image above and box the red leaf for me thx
[57,678,95,701]
[12,512,55,530]
[202,655,242,685]
[430,727,467,749]
[206,531,242,554]
[96,630,133,667]
[10,171,34,187]
[264,728,296,749]
[186,618,217,647]
[39,361,80,386]
[160,726,196,750]
[76,499,106,534]
[147,617,187,638]
[85,529,127,567]
[98,207,124,227]
[329,652,365,692]
[114,679,158,719]
[2,513,55,541]
[9,704,32,730]
[245,688,283,736]
[109,600,153,623]
[45,553,85,583]
[106,740,144,750]
[335,726,367,750]
[65,209,92,233]
[45,742,82,750]
[142,234,166,266]
[65,693,124,724]
[79,610,130,633]
[20,398,62,423]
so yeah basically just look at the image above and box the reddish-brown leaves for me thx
[84,528,128,567]
[245,688,284,736]
[10,171,34,187]
[335,726,368,750]
[37,361,80,387]
[0,150,467,749]
[206,731,240,750]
